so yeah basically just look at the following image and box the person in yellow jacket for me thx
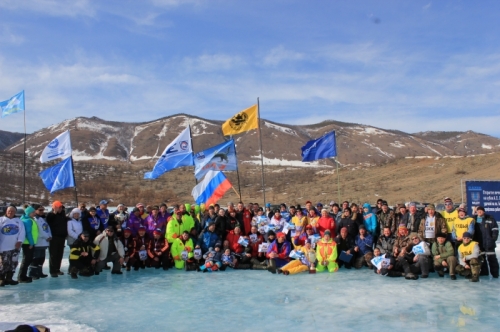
[442,197,459,234]
[290,209,308,236]
[166,210,195,244]
[171,231,195,269]
[278,239,316,275]
[456,232,481,282]
[316,230,338,273]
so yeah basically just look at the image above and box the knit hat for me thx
[124,227,132,233]
[265,203,271,208]
[136,203,145,208]
[305,224,313,230]
[89,206,97,212]
[24,206,35,216]
[444,197,452,203]
[215,241,222,248]
[382,201,388,206]
[52,201,63,209]
[458,207,466,213]
[81,231,90,237]
[476,206,485,211]
[138,225,146,230]
[99,200,108,205]
[277,232,286,238]
[152,205,159,210]
[207,221,215,227]
[427,204,435,210]
[436,232,447,239]
[30,203,42,210]
[316,202,323,207]
[71,208,81,217]
[306,238,312,244]
[324,230,331,236]
[329,201,335,206]
[153,228,162,235]
[267,230,276,237]
[462,232,472,239]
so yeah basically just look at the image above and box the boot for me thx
[450,275,457,280]
[470,274,479,282]
[435,265,444,277]
[267,259,277,274]
[252,264,268,270]
[0,274,5,287]
[405,273,418,280]
[235,264,252,270]
[39,266,48,278]
[5,272,19,285]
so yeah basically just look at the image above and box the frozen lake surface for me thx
[1,250,499,332]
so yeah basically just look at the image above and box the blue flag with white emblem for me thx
[194,139,237,180]
[144,126,194,179]
[301,131,337,162]
[39,157,75,194]
[0,91,25,118]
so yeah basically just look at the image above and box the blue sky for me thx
[0,0,499,137]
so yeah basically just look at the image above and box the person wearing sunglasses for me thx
[93,226,125,275]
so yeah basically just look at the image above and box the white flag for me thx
[40,130,72,163]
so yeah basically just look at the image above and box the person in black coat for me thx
[336,207,359,239]
[473,206,499,278]
[46,201,69,277]
[334,227,356,269]
[214,208,227,241]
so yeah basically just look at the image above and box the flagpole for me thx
[257,98,266,206]
[22,92,26,204]
[335,158,340,203]
[230,135,242,201]
[189,124,197,185]
[71,156,78,205]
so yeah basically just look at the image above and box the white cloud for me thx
[263,45,304,66]
[182,54,245,72]
[0,25,24,45]
[0,0,96,18]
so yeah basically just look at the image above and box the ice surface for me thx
[1,250,500,332]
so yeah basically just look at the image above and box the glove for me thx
[173,255,180,260]
[172,233,178,239]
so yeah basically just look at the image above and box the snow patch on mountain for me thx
[264,121,297,136]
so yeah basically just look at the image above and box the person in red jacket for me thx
[226,226,244,254]
[119,228,136,271]
[317,209,336,238]
[236,202,253,235]
[147,229,169,270]
[248,226,264,258]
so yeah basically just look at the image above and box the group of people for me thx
[0,196,497,285]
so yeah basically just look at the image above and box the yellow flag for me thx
[222,104,259,136]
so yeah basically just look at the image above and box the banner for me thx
[222,104,258,136]
[0,90,25,118]
[301,131,337,162]
[144,126,194,179]
[40,130,72,163]
[39,157,75,194]
[466,180,500,220]
[194,139,237,180]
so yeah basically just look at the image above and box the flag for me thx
[194,139,237,180]
[39,157,75,194]
[40,130,72,163]
[0,91,25,118]
[144,126,194,179]
[221,104,258,136]
[191,170,232,206]
[301,131,337,162]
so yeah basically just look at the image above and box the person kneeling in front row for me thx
[456,232,481,282]
[69,231,100,279]
[94,226,125,275]
[431,232,457,280]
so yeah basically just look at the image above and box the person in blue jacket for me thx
[354,225,374,269]
[198,222,219,253]
[362,203,378,237]
[96,200,110,229]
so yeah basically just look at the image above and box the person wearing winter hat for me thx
[473,206,499,278]
[46,201,68,277]
[18,206,38,283]
[451,207,475,249]
[197,221,219,254]
[316,229,339,273]
[133,225,150,270]
[69,231,101,279]
[119,227,136,271]
[94,226,125,275]
[147,228,169,269]
[266,232,291,273]
[442,197,458,235]
[96,200,110,229]
[353,225,374,269]
[456,232,481,282]
[431,232,458,280]
[418,203,447,244]
[29,204,51,279]
[67,208,83,246]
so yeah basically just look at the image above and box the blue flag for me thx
[301,131,337,162]
[0,91,25,118]
[39,157,75,194]
[144,126,194,179]
[194,139,238,180]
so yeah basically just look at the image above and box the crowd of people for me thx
[0,196,497,286]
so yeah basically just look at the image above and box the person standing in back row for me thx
[46,201,68,278]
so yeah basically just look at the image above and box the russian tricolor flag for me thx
[192,170,232,206]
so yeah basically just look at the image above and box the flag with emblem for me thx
[221,104,258,136]
[0,91,25,118]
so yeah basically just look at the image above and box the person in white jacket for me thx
[0,206,25,286]
[94,226,125,275]
[29,204,52,280]
[67,208,83,246]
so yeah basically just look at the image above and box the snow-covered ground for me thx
[1,250,499,332]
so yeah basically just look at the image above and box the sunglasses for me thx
[444,203,452,206]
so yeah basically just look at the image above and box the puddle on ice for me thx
[0,251,499,332]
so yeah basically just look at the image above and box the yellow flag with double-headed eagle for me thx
[222,104,258,136]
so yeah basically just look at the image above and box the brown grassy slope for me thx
[1,152,500,207]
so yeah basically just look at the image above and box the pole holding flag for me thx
[0,90,26,203]
[144,126,194,179]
